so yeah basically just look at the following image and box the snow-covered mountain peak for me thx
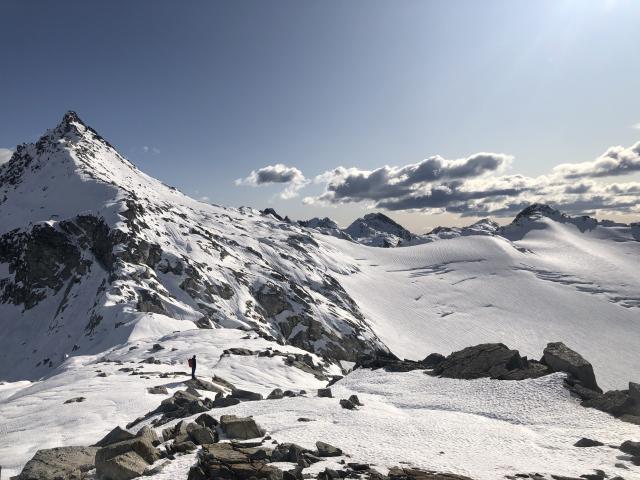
[0,112,384,380]
[512,203,565,223]
[344,212,414,247]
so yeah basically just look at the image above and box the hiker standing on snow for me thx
[189,355,197,379]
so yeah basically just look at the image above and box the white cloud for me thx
[142,146,160,154]
[553,142,640,179]
[0,148,13,165]
[236,164,309,199]
[305,142,640,217]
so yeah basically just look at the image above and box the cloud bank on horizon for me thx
[237,141,640,218]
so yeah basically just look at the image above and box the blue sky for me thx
[1,0,639,231]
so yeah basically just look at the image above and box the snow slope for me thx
[323,214,640,390]
[1,329,638,480]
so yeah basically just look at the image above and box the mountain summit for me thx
[0,112,383,380]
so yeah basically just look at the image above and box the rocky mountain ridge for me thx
[0,112,385,381]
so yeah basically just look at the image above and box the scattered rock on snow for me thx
[95,433,160,480]
[147,385,168,395]
[317,388,333,398]
[348,394,363,406]
[195,413,219,429]
[188,443,281,480]
[212,396,241,408]
[339,398,357,410]
[64,397,86,404]
[574,438,604,447]
[93,426,135,447]
[267,388,284,400]
[316,441,343,457]
[230,388,263,401]
[184,377,225,394]
[219,414,266,439]
[542,342,601,393]
[619,440,640,456]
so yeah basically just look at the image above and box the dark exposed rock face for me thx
[542,342,601,393]
[355,351,427,372]
[431,343,547,380]
[422,353,445,369]
[14,446,98,480]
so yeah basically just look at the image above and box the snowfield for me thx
[323,216,640,391]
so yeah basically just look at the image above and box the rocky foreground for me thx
[10,340,640,480]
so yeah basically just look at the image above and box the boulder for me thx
[582,390,639,417]
[97,451,148,480]
[147,386,168,395]
[432,343,527,380]
[422,353,446,369]
[316,441,342,457]
[317,388,333,398]
[64,397,86,404]
[184,378,225,394]
[195,443,283,480]
[219,415,266,439]
[619,440,640,456]
[574,438,604,447]
[271,443,311,463]
[195,413,219,429]
[94,427,135,447]
[230,388,263,401]
[185,386,202,397]
[542,342,601,392]
[348,395,363,406]
[187,422,218,445]
[14,446,98,480]
[95,436,160,468]
[267,388,284,400]
[136,426,161,447]
[173,441,198,453]
[212,396,241,408]
[339,399,357,410]
[162,420,188,442]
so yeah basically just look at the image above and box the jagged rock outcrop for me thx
[429,343,548,380]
